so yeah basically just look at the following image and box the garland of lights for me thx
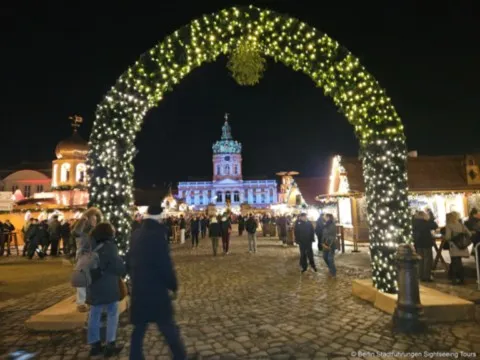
[88,5,410,293]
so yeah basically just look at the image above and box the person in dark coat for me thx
[209,216,222,256]
[245,214,258,253]
[126,205,186,360]
[294,213,317,273]
[238,215,245,236]
[261,215,270,237]
[87,222,126,357]
[200,216,208,239]
[465,208,480,255]
[38,220,49,254]
[412,211,437,282]
[322,214,337,277]
[60,219,72,256]
[315,215,325,252]
[220,215,232,255]
[190,217,200,248]
[277,215,288,246]
[47,215,62,256]
[25,219,45,259]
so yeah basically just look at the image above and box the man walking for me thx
[294,213,317,273]
[220,215,232,255]
[245,214,258,253]
[208,217,221,256]
[200,216,208,239]
[190,217,200,248]
[127,205,186,360]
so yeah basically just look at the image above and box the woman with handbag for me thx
[86,222,126,357]
[445,212,472,285]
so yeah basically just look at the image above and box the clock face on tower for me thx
[224,156,230,161]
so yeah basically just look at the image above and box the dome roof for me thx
[55,130,88,159]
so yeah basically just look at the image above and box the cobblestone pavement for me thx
[1,235,479,360]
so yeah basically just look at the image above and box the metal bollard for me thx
[393,244,427,333]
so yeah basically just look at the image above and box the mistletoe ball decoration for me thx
[227,38,266,86]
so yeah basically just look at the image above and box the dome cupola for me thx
[55,115,88,159]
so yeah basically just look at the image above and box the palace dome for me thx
[55,130,89,159]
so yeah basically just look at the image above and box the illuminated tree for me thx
[88,5,411,293]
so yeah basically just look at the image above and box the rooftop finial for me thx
[221,113,232,140]
[69,115,83,131]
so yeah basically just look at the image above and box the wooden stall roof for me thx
[295,177,330,205]
[341,154,480,193]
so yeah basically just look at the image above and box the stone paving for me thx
[1,235,479,359]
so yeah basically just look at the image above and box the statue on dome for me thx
[221,113,232,140]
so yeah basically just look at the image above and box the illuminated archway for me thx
[88,5,411,293]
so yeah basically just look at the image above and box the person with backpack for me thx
[72,207,103,312]
[86,222,126,358]
[445,212,472,285]
[245,214,258,253]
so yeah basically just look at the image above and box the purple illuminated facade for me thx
[178,115,278,210]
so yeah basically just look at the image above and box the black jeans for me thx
[417,247,433,281]
[450,257,464,282]
[191,232,199,247]
[299,242,316,271]
[130,321,186,360]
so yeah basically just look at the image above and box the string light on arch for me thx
[88,5,410,294]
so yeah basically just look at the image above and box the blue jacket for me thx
[127,219,178,325]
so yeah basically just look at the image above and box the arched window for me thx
[261,193,266,203]
[61,163,71,182]
[52,164,58,187]
[225,164,230,175]
[234,164,238,175]
[216,191,223,203]
[76,163,87,183]
[234,191,240,202]
[217,165,220,175]
[225,191,231,203]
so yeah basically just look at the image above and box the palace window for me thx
[225,191,231,203]
[234,191,240,202]
[36,185,44,193]
[61,163,71,182]
[216,191,223,203]
[11,185,18,192]
[24,185,31,198]
[225,164,230,175]
[199,195,203,204]
[52,164,58,187]
[76,163,87,183]
[217,165,220,175]
[261,193,266,203]
[234,164,238,175]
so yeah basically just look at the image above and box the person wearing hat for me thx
[294,213,317,273]
[127,205,186,360]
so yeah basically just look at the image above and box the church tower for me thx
[212,114,242,182]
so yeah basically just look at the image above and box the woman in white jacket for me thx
[445,212,471,285]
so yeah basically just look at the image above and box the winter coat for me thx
[245,217,257,234]
[200,218,209,230]
[190,219,200,233]
[294,219,315,244]
[314,217,325,241]
[209,222,222,238]
[221,219,232,235]
[445,222,471,258]
[86,238,126,306]
[72,217,95,259]
[412,218,436,249]
[322,221,337,250]
[48,220,61,239]
[276,216,287,237]
[179,218,186,230]
[127,219,178,325]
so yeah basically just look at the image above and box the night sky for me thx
[1,1,479,188]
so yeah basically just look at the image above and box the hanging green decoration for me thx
[227,38,266,86]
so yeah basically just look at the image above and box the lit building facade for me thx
[178,115,278,211]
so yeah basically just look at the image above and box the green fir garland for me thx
[88,5,410,293]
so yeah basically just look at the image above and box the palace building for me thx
[177,114,278,211]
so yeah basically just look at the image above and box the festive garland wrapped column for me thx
[88,5,411,293]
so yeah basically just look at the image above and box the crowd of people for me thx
[412,208,480,285]
[63,207,340,359]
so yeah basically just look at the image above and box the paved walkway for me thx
[1,235,479,359]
